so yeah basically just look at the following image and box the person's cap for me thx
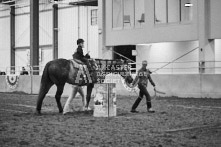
[77,39,84,45]
[142,60,148,64]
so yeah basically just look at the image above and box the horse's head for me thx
[87,59,98,83]
[124,73,133,84]
[115,59,133,84]
[88,59,98,71]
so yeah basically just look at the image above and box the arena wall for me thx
[0,74,221,99]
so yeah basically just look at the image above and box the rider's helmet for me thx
[77,38,84,45]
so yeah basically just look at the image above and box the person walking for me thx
[130,60,156,113]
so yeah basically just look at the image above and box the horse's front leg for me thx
[86,83,94,108]
[55,84,65,113]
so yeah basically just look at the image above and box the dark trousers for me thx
[131,84,152,110]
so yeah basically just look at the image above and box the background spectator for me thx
[20,67,28,75]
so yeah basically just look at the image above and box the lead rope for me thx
[153,47,199,73]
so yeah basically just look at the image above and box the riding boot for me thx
[131,97,142,111]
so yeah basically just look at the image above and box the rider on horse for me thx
[72,38,95,85]
[72,38,90,64]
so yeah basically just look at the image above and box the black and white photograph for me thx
[0,0,221,146]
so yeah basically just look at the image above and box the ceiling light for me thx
[185,3,193,7]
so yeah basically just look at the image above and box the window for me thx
[155,0,167,24]
[113,0,123,28]
[181,0,193,22]
[91,9,98,26]
[168,0,180,23]
[155,0,193,24]
[135,0,145,27]
[123,0,134,28]
[112,0,145,29]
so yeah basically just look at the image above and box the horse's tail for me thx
[41,61,51,83]
[36,62,53,114]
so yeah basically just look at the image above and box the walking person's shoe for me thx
[147,108,155,113]
[130,109,139,113]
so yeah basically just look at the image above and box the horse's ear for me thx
[120,59,124,63]
[88,58,96,63]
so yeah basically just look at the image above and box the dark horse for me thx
[36,58,133,114]
[36,58,98,114]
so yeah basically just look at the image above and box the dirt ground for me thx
[0,93,221,147]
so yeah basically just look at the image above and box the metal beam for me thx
[53,4,58,59]
[69,0,98,6]
[30,0,39,75]
[1,0,15,5]
[15,44,53,50]
[10,3,15,72]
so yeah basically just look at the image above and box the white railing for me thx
[1,61,221,76]
[4,65,45,75]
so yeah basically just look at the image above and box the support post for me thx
[98,0,112,59]
[53,4,58,59]
[10,4,15,74]
[30,0,39,75]
[198,0,215,74]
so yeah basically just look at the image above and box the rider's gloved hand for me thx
[85,53,90,59]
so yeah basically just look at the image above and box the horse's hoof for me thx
[59,110,63,113]
[35,110,42,115]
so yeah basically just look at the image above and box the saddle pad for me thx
[70,59,93,85]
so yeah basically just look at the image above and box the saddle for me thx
[73,58,85,65]
[70,59,87,70]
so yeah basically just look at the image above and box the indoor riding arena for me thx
[0,0,221,147]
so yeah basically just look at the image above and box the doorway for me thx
[113,45,136,73]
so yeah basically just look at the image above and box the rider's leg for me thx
[63,85,78,114]
[78,86,86,108]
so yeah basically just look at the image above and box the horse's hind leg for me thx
[36,82,53,114]
[55,84,65,113]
